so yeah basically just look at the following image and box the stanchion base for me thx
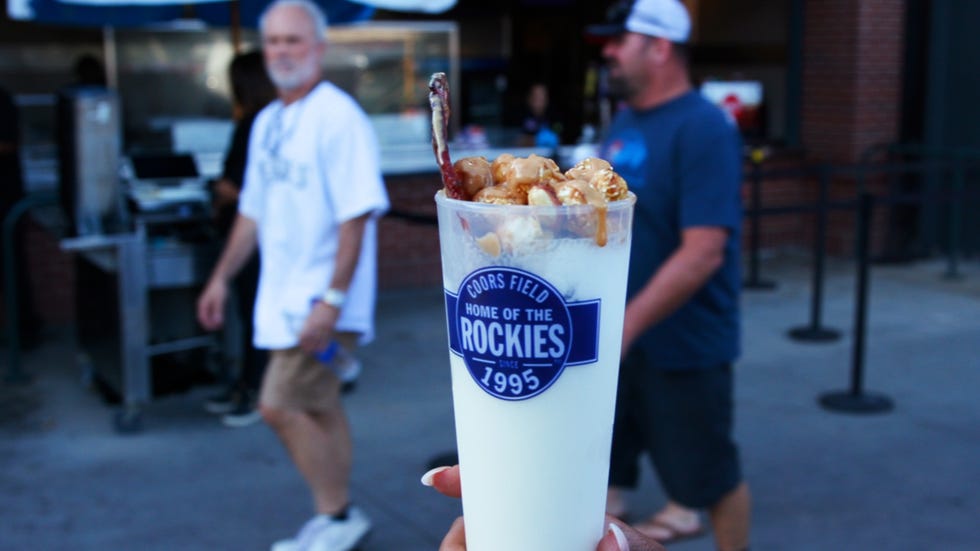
[787,326,842,342]
[426,450,459,471]
[818,391,894,414]
[942,271,964,282]
[743,279,777,290]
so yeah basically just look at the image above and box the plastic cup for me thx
[435,190,635,551]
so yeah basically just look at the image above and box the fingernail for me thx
[608,523,629,551]
[420,466,451,487]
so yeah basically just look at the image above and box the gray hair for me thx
[259,0,329,42]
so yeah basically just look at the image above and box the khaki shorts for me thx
[259,332,359,412]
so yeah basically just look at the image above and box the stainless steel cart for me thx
[61,213,221,433]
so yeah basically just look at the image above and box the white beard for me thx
[268,53,321,91]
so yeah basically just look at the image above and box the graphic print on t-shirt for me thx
[602,128,647,190]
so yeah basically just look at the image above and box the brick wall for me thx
[744,158,817,254]
[1,221,76,328]
[25,221,75,325]
[800,0,906,255]
[741,156,903,258]
[801,0,860,162]
[742,158,817,252]
[378,174,443,289]
[802,0,906,163]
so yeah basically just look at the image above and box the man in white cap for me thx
[587,1,752,550]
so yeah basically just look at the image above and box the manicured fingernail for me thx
[420,466,451,486]
[608,522,629,551]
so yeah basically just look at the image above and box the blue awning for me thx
[8,0,454,28]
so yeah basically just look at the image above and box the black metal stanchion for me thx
[788,165,841,342]
[943,160,964,280]
[744,149,777,290]
[819,192,894,413]
[4,192,59,384]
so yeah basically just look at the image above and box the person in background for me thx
[202,50,277,428]
[0,84,41,348]
[517,81,560,147]
[196,0,389,549]
[72,54,107,87]
[587,1,752,550]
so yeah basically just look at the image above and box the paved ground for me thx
[2,254,979,551]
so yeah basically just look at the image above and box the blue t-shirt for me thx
[600,91,743,370]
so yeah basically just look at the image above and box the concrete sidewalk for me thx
[2,254,978,551]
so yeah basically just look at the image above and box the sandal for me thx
[605,489,632,522]
[633,512,706,544]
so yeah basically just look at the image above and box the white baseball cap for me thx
[586,0,691,43]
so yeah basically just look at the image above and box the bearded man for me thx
[197,1,389,549]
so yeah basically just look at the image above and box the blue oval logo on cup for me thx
[453,267,572,400]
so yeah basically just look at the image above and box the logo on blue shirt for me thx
[603,130,648,190]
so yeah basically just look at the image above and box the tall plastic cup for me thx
[435,190,635,551]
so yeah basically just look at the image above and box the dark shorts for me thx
[608,349,742,508]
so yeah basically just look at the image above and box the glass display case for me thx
[113,25,239,143]
[326,22,459,117]
[111,21,459,155]
[326,22,459,151]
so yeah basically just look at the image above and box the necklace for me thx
[262,94,309,159]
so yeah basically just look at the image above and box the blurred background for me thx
[2,0,978,425]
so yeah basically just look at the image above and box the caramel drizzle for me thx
[595,206,608,247]
[562,180,609,246]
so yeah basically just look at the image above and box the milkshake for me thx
[437,191,635,551]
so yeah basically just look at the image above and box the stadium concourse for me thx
[2,254,978,550]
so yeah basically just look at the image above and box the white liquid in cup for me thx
[436,192,634,551]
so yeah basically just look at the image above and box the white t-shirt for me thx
[239,81,390,349]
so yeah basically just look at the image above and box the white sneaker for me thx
[269,538,299,551]
[221,406,263,428]
[270,537,300,551]
[335,356,361,394]
[270,508,371,551]
[270,515,325,551]
[306,507,371,551]
[327,349,361,394]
